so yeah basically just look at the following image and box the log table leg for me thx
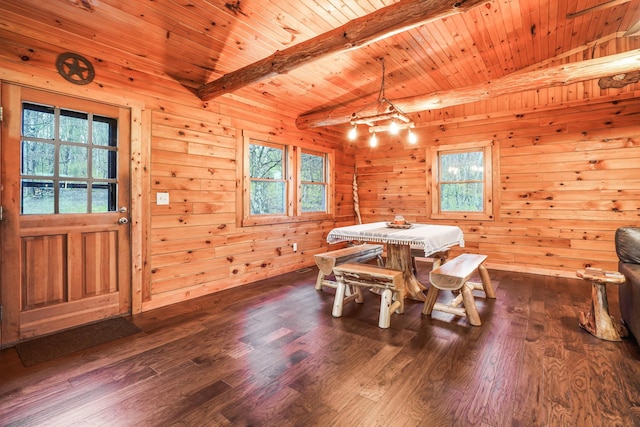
[385,243,426,301]
[576,269,628,342]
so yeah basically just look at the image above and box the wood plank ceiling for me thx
[4,0,640,125]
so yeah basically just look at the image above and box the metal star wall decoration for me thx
[56,52,95,85]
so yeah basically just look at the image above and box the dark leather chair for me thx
[615,227,640,342]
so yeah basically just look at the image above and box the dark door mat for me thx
[15,317,142,367]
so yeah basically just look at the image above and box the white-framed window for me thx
[430,140,496,221]
[241,130,334,226]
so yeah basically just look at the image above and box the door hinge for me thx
[0,306,3,321]
[0,206,3,221]
[0,106,3,122]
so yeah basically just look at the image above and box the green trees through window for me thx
[300,152,326,213]
[21,103,118,214]
[244,134,332,224]
[431,140,495,221]
[249,143,285,215]
[440,150,484,212]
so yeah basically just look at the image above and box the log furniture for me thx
[313,244,384,291]
[422,253,495,326]
[331,263,404,329]
[410,248,449,274]
[326,222,464,302]
[576,268,627,341]
[615,227,640,342]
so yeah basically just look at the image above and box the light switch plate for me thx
[156,192,169,205]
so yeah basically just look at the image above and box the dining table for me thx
[326,221,465,301]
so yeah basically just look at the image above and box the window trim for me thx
[240,130,334,227]
[297,147,329,216]
[430,140,497,221]
[247,139,291,218]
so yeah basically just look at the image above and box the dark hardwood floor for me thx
[1,262,639,426]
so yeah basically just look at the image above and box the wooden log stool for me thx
[314,244,383,291]
[332,263,404,329]
[576,268,628,341]
[422,253,495,326]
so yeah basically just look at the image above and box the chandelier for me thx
[347,58,417,147]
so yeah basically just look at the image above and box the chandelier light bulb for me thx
[348,125,357,140]
[369,132,378,147]
[408,129,417,144]
[345,59,416,147]
[389,119,399,135]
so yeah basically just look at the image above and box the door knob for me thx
[118,217,129,224]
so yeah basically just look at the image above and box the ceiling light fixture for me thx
[348,124,358,140]
[369,132,378,147]
[408,128,417,144]
[389,119,399,135]
[347,57,417,145]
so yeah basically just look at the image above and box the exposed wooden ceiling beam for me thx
[625,19,640,37]
[566,0,631,19]
[295,49,640,129]
[598,70,640,88]
[196,0,486,101]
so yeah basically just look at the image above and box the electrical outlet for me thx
[156,192,169,205]
[292,243,297,252]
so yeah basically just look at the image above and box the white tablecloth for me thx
[327,222,465,257]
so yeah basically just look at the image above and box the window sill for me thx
[242,213,333,227]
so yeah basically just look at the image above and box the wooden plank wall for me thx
[0,10,352,314]
[354,41,640,278]
[1,4,639,317]
[145,105,353,310]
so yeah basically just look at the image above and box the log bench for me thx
[314,244,383,291]
[332,263,404,329]
[422,253,495,326]
[410,248,450,273]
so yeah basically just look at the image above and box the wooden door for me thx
[0,84,131,345]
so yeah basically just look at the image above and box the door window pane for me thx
[21,180,54,214]
[59,111,88,143]
[20,102,118,214]
[22,103,54,139]
[59,181,88,213]
[93,117,117,146]
[22,141,55,176]
[92,148,116,179]
[92,183,116,213]
[59,145,88,178]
